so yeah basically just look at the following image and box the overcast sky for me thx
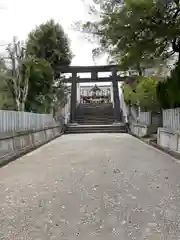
[0,0,107,66]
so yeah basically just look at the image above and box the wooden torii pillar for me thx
[70,71,77,123]
[112,70,121,122]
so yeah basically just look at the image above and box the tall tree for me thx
[0,58,15,110]
[25,59,54,113]
[26,19,73,77]
[25,19,73,112]
[6,37,32,111]
[79,0,179,72]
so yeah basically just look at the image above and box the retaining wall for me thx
[0,124,63,166]
[130,123,158,137]
[157,128,180,153]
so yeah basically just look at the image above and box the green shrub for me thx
[123,84,133,104]
[157,63,180,109]
[135,77,159,111]
[123,77,160,111]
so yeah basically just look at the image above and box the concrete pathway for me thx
[0,133,180,239]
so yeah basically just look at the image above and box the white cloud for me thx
[0,0,107,65]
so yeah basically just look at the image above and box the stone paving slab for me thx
[0,133,180,239]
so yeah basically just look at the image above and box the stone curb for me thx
[149,140,180,160]
[129,132,180,161]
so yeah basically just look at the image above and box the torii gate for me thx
[58,65,135,123]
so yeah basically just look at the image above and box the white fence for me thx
[127,106,139,123]
[0,110,57,133]
[128,108,151,125]
[138,112,151,125]
[54,94,71,125]
[163,108,180,131]
[62,94,71,124]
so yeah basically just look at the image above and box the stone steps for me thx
[65,124,127,134]
[75,116,115,120]
[76,121,115,125]
[76,109,114,112]
[76,104,114,122]
[76,116,115,125]
[76,104,113,114]
[65,103,126,134]
[76,114,114,117]
[76,115,115,125]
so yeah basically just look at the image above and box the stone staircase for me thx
[75,103,115,125]
[65,103,127,134]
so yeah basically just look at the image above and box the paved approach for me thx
[0,134,180,239]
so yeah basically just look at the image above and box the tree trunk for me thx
[136,63,143,76]
[15,98,26,112]
[20,102,25,111]
[178,52,180,63]
[172,38,180,60]
[15,98,21,111]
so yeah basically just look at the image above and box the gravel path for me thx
[0,133,180,239]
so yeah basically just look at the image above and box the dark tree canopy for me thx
[24,19,73,113]
[25,59,54,113]
[0,59,15,110]
[26,19,73,77]
[79,0,180,73]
